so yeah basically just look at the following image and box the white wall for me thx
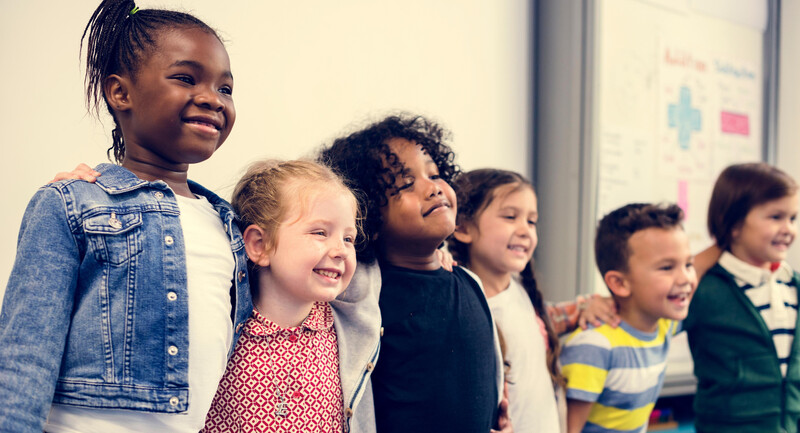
[778,0,800,269]
[0,1,532,297]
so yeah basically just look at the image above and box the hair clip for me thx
[129,6,140,15]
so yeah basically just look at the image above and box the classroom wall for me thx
[777,0,800,269]
[0,1,532,300]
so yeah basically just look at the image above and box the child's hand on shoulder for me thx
[578,294,620,329]
[49,163,100,184]
[436,248,457,272]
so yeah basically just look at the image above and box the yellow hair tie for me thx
[129,6,140,15]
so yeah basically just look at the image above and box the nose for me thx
[195,87,225,112]
[677,263,696,287]
[514,218,531,237]
[784,218,797,235]
[424,178,443,198]
[328,237,349,259]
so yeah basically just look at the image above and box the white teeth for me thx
[315,269,339,279]
[509,246,526,252]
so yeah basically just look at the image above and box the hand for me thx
[578,294,620,329]
[435,248,457,272]
[490,382,513,433]
[49,163,100,184]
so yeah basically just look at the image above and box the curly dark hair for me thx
[82,0,220,163]
[318,114,460,263]
[595,203,685,276]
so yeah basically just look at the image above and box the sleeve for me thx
[546,300,580,335]
[0,186,81,433]
[560,328,612,403]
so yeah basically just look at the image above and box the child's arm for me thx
[566,399,593,433]
[694,244,722,281]
[0,188,80,433]
[547,294,619,335]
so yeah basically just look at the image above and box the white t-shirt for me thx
[46,194,234,433]
[487,278,561,433]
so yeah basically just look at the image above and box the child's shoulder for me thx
[563,323,615,349]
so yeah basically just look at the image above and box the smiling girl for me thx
[0,2,252,432]
[202,159,379,433]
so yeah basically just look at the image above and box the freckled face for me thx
[260,190,358,310]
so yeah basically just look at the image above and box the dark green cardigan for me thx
[685,263,800,433]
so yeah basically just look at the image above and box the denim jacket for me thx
[0,164,253,433]
[331,262,382,433]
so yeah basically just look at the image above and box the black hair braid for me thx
[520,261,565,388]
[81,0,218,163]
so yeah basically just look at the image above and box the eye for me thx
[502,215,516,221]
[659,264,674,271]
[430,174,441,180]
[311,230,326,237]
[219,85,233,96]
[344,235,355,244]
[397,181,414,192]
[172,75,195,85]
[528,219,538,226]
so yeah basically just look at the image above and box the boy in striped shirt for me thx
[561,203,698,433]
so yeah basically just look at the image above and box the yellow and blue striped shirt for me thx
[560,319,680,433]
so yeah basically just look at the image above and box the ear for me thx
[603,270,631,298]
[452,223,475,244]
[103,74,132,113]
[243,224,272,267]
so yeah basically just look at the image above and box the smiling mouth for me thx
[314,269,341,280]
[186,119,221,131]
[667,291,691,303]
[508,245,528,254]
[423,201,450,217]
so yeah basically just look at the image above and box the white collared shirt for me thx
[719,251,797,376]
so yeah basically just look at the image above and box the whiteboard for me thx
[592,0,768,269]
[587,0,773,396]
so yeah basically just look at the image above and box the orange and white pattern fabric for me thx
[202,302,344,433]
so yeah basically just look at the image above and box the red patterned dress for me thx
[203,302,344,433]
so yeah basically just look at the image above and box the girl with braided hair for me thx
[448,169,617,433]
[0,1,251,432]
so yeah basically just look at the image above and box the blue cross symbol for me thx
[667,86,702,150]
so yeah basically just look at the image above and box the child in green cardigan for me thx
[685,162,800,433]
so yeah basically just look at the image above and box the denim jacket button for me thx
[154,191,164,200]
[167,292,177,301]
[165,236,174,246]
[366,362,374,371]
[168,346,179,356]
[169,396,179,407]
[223,224,228,232]
[237,271,246,282]
[380,327,384,337]
[344,407,353,418]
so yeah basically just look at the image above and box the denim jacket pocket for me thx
[84,211,144,265]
